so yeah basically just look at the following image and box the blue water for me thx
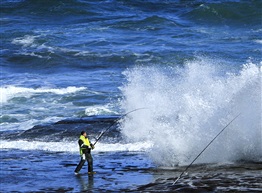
[1,0,262,191]
[1,0,261,129]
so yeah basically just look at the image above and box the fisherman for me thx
[74,131,95,175]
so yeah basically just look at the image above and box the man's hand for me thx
[91,144,95,150]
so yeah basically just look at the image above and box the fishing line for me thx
[93,108,148,146]
[174,113,241,184]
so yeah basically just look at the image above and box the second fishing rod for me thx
[173,113,241,184]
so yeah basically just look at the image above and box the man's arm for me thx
[78,139,90,149]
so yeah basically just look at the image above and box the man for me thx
[74,131,95,175]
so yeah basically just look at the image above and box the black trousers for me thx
[75,153,93,173]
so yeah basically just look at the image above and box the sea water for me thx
[1,0,261,192]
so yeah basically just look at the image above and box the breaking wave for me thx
[120,58,262,166]
[0,86,86,103]
[0,140,151,153]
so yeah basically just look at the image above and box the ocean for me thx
[0,0,261,192]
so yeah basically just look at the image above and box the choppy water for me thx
[1,0,261,192]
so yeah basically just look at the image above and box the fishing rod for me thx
[174,113,241,184]
[93,108,148,146]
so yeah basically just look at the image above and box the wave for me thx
[0,86,88,131]
[84,105,119,116]
[183,0,262,26]
[111,15,184,31]
[0,140,152,153]
[1,0,95,17]
[3,0,260,72]
[120,57,262,166]
[8,33,143,69]
[0,85,86,103]
[3,0,260,26]
[0,84,119,132]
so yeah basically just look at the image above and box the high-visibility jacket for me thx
[79,135,91,155]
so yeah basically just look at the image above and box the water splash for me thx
[120,58,261,166]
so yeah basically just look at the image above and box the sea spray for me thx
[120,58,261,166]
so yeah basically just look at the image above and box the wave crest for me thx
[0,86,86,103]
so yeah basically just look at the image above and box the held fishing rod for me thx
[93,108,148,146]
[174,113,241,184]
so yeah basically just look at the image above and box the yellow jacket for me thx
[79,135,91,155]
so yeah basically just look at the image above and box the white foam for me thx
[254,39,262,44]
[120,58,262,166]
[84,104,118,116]
[12,35,38,47]
[0,86,86,103]
[0,140,78,153]
[0,114,65,132]
[0,140,152,153]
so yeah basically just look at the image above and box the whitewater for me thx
[120,59,261,166]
